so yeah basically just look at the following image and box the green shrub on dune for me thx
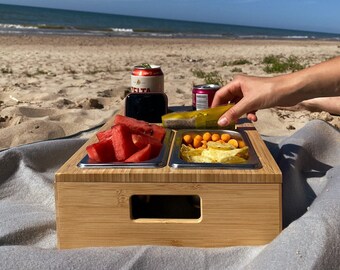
[262,54,305,73]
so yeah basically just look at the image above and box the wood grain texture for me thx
[55,112,282,248]
[56,182,281,249]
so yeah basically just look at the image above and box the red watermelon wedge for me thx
[111,124,137,161]
[114,114,166,142]
[125,144,152,163]
[86,140,116,162]
[131,133,162,158]
[96,127,113,141]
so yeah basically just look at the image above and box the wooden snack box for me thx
[55,114,282,249]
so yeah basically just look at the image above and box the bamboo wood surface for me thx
[56,182,281,249]
[55,109,282,248]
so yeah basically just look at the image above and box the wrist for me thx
[269,72,309,106]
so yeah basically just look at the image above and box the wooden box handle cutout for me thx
[130,195,202,223]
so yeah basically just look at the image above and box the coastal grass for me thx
[191,69,224,85]
[222,58,252,66]
[262,54,305,73]
[231,67,243,73]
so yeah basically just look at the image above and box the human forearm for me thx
[213,56,340,126]
[272,56,340,106]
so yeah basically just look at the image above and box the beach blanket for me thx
[0,119,339,270]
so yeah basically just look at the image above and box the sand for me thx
[0,35,339,150]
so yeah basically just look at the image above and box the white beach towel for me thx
[0,119,339,270]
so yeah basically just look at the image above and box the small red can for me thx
[192,84,220,110]
[131,65,164,93]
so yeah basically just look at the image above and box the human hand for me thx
[212,75,277,126]
[212,57,340,127]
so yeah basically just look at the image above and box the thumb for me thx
[217,99,250,126]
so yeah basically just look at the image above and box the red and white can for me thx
[131,65,164,93]
[192,84,220,110]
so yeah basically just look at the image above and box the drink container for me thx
[131,65,164,93]
[192,84,220,110]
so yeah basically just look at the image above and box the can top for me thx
[132,65,163,76]
[133,64,161,70]
[193,84,221,91]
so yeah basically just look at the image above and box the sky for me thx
[0,0,340,34]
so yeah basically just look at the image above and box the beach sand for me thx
[0,35,339,150]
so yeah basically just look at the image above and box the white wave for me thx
[0,23,38,29]
[111,28,133,32]
[238,35,269,39]
[238,35,313,40]
[285,35,309,39]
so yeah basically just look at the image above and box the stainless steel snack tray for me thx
[78,129,173,169]
[169,129,262,169]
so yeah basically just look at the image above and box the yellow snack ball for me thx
[193,138,202,148]
[238,140,246,148]
[228,138,239,148]
[183,134,193,145]
[202,132,212,142]
[194,134,203,142]
[211,133,220,142]
[221,133,231,142]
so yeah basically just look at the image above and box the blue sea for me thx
[1,3,340,40]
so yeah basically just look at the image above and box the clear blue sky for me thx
[1,0,340,34]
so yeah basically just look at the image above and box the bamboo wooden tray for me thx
[55,113,282,249]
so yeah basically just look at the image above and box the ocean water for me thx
[1,3,340,40]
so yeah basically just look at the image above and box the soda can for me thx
[192,84,220,110]
[131,64,164,93]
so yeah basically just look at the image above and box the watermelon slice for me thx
[114,114,153,134]
[114,114,166,142]
[111,124,137,161]
[87,115,166,164]
[86,140,116,162]
[131,133,162,158]
[96,127,113,141]
[125,144,152,163]
[151,124,166,142]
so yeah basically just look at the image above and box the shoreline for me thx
[1,33,340,45]
[0,34,339,149]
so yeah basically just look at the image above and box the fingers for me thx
[217,98,254,126]
[212,75,260,126]
[211,79,241,108]
[217,97,242,126]
[246,112,258,122]
[217,106,237,126]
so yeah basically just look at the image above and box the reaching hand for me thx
[212,56,340,127]
[212,75,277,126]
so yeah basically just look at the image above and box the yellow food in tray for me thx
[169,128,262,169]
[180,141,249,164]
[162,104,235,129]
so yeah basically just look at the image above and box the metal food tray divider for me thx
[78,129,174,169]
[78,128,262,170]
[169,129,262,169]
